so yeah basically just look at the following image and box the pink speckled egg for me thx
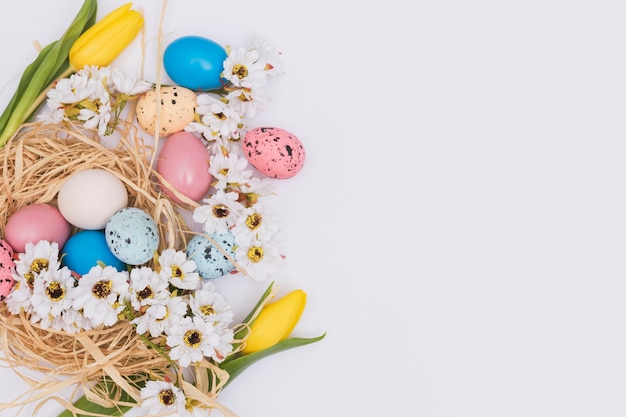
[0,239,15,301]
[5,204,71,253]
[243,127,305,179]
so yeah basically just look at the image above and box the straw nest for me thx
[0,122,221,413]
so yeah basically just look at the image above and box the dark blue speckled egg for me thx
[186,231,236,279]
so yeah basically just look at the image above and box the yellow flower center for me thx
[247,246,264,263]
[200,305,215,316]
[46,282,65,301]
[92,280,112,299]
[212,204,230,218]
[158,389,176,406]
[184,330,202,348]
[31,258,49,273]
[232,64,249,80]
[171,265,183,279]
[136,286,153,301]
[214,112,227,121]
[245,213,262,231]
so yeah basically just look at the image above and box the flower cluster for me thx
[186,38,284,147]
[6,240,235,370]
[38,65,152,136]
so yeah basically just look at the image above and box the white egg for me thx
[57,169,129,230]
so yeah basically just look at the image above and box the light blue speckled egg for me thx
[186,232,236,279]
[105,207,160,265]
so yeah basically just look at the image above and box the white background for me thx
[1,0,626,416]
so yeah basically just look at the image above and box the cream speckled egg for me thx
[135,86,197,136]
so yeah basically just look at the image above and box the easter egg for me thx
[186,232,236,279]
[61,230,126,275]
[105,207,160,265]
[0,239,15,301]
[57,169,128,230]
[135,86,197,136]
[163,36,227,90]
[243,127,305,179]
[5,204,71,253]
[156,131,213,205]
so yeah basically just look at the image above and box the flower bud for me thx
[242,289,306,354]
[69,3,143,69]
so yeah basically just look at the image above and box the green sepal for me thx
[219,333,326,388]
[0,0,97,147]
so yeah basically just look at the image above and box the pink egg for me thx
[0,239,15,301]
[5,204,71,253]
[243,127,305,179]
[156,131,213,205]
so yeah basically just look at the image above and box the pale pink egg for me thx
[243,127,305,179]
[0,239,15,301]
[5,204,71,253]
[156,131,213,205]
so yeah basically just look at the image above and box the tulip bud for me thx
[242,289,307,354]
[69,3,143,70]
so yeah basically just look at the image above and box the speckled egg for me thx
[0,239,15,301]
[242,127,305,179]
[186,232,236,279]
[105,208,160,265]
[136,86,197,136]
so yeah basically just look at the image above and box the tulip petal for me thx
[242,289,307,354]
[70,3,132,53]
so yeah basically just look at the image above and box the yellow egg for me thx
[135,86,197,136]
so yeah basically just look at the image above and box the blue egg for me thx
[105,208,160,265]
[163,36,228,90]
[62,230,126,275]
[186,232,236,279]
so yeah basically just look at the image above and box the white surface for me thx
[1,0,626,416]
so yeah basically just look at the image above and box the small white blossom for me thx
[30,267,76,320]
[110,67,153,95]
[133,295,187,337]
[129,266,170,310]
[5,274,33,314]
[189,282,234,326]
[252,37,285,76]
[195,94,242,140]
[222,47,267,89]
[225,87,270,118]
[193,190,244,235]
[15,240,61,282]
[235,234,284,282]
[72,265,129,327]
[208,152,252,190]
[158,249,201,290]
[140,380,186,415]
[166,316,233,367]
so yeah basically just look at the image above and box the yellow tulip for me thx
[69,3,143,69]
[242,289,307,354]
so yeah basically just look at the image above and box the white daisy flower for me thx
[140,380,186,415]
[129,266,170,310]
[72,265,129,327]
[78,98,111,136]
[225,87,271,119]
[158,248,201,290]
[193,190,244,235]
[133,295,187,338]
[239,176,276,199]
[252,37,285,76]
[15,240,61,285]
[166,316,233,367]
[37,100,66,124]
[5,274,33,314]
[234,235,284,282]
[232,202,279,240]
[189,282,234,327]
[58,308,93,333]
[30,267,76,320]
[222,47,267,89]
[196,94,242,140]
[208,152,252,190]
[46,71,94,104]
[109,67,153,96]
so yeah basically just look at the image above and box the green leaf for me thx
[220,333,326,388]
[231,281,275,350]
[56,377,137,417]
[0,0,97,147]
